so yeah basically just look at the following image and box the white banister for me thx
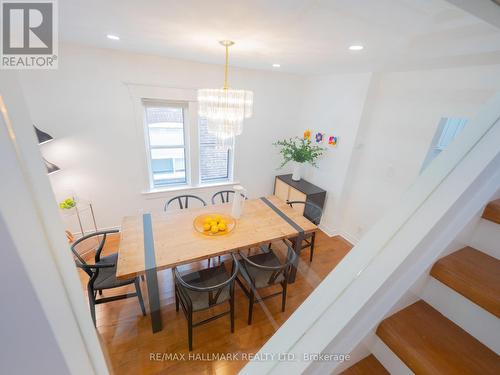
[241,92,500,374]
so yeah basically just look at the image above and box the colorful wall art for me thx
[303,129,338,147]
[328,136,338,147]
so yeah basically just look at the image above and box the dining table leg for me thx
[288,233,303,283]
[143,213,162,333]
[145,269,162,333]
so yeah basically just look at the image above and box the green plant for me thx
[274,137,325,168]
[59,198,76,209]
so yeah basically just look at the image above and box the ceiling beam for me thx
[445,0,500,29]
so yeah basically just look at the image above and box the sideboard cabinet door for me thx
[274,178,290,201]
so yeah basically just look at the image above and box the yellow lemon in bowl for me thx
[204,216,213,224]
[214,214,222,223]
[218,222,227,231]
[203,223,211,231]
[210,225,219,234]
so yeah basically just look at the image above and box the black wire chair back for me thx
[286,200,323,225]
[70,229,118,277]
[173,253,239,306]
[211,190,247,205]
[239,244,297,287]
[165,194,207,210]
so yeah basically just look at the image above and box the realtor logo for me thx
[1,0,58,69]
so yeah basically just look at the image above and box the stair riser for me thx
[482,199,500,225]
[421,277,500,354]
[371,336,414,375]
[467,218,500,259]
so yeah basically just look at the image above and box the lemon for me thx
[210,220,217,227]
[203,223,211,231]
[210,225,219,234]
[218,222,227,231]
[204,216,213,224]
[214,214,222,223]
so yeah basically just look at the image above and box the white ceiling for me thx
[60,0,500,75]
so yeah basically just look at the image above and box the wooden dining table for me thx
[116,195,317,333]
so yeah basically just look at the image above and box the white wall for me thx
[17,43,303,230]
[296,73,372,239]
[0,215,69,375]
[336,64,500,241]
[17,43,500,241]
[0,71,108,374]
[291,64,500,243]
[243,90,500,375]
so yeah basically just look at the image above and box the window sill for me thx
[142,180,239,198]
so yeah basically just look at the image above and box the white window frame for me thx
[127,84,235,194]
[420,117,468,173]
[143,100,190,188]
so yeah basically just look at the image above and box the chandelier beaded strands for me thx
[198,40,253,147]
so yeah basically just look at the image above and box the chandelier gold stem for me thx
[197,40,253,146]
[221,41,233,90]
[224,43,229,90]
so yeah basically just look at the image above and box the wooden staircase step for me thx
[483,199,500,224]
[430,247,500,317]
[376,300,500,374]
[340,354,389,374]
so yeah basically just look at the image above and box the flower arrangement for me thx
[273,136,325,168]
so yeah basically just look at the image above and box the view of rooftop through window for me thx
[145,105,187,187]
[144,102,233,188]
[199,117,232,182]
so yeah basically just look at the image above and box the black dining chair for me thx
[211,190,248,205]
[236,243,297,325]
[173,254,239,350]
[211,190,235,204]
[286,200,323,262]
[164,194,207,211]
[71,229,146,326]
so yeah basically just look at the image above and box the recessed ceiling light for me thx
[106,34,120,41]
[272,63,281,68]
[348,45,364,51]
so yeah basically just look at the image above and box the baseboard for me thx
[338,231,359,246]
[319,223,359,246]
[318,223,339,237]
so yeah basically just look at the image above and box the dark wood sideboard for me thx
[273,174,326,222]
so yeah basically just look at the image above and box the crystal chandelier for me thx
[198,41,253,146]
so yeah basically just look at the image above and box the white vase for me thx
[231,185,247,219]
[292,163,302,181]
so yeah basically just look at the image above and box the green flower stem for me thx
[273,137,325,168]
